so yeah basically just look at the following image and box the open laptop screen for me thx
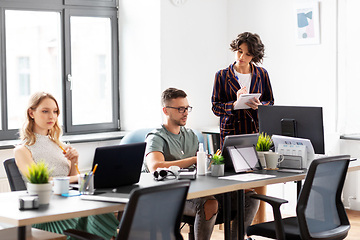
[222,133,259,171]
[227,145,262,173]
[92,142,146,189]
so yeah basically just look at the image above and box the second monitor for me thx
[258,105,324,154]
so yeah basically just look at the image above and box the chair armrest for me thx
[250,194,288,240]
[250,194,288,208]
[63,229,105,240]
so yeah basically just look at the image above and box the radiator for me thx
[0,178,10,193]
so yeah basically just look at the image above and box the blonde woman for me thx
[14,92,118,239]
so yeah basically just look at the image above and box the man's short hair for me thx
[161,88,187,107]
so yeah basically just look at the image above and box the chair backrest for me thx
[296,155,351,240]
[120,128,204,145]
[116,181,190,240]
[120,128,154,145]
[3,158,27,191]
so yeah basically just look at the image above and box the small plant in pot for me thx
[256,132,273,168]
[25,161,53,205]
[256,132,273,152]
[210,150,225,177]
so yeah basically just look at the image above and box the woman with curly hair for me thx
[211,32,275,239]
[211,32,274,147]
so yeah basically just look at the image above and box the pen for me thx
[59,145,67,154]
[92,164,98,174]
[74,163,81,174]
[235,76,244,89]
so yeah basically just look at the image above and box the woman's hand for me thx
[64,146,80,178]
[232,87,249,110]
[64,146,79,164]
[236,87,248,99]
[246,97,262,110]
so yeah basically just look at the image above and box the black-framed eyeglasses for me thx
[166,106,193,113]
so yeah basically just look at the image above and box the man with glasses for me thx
[145,87,218,240]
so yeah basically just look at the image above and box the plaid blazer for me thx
[211,62,274,148]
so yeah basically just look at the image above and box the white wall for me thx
[160,0,228,129]
[119,0,227,131]
[118,0,162,130]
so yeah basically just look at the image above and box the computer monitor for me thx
[258,105,325,154]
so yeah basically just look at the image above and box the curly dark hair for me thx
[161,88,187,107]
[230,32,265,65]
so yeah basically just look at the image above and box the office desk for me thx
[0,191,126,240]
[133,170,306,240]
[0,167,348,240]
[185,170,305,240]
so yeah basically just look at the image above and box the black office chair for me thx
[246,155,351,240]
[63,181,190,240]
[3,158,27,191]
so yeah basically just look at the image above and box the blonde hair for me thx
[20,92,62,146]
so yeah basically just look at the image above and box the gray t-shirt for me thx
[144,125,199,172]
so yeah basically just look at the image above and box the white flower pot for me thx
[27,182,52,205]
[211,164,224,177]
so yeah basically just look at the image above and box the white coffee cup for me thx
[265,152,284,169]
[53,177,70,195]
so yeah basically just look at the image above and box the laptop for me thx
[221,133,259,172]
[93,142,146,189]
[80,191,131,203]
[226,145,263,173]
[80,142,146,203]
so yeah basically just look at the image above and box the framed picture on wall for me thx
[294,2,320,45]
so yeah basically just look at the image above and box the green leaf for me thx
[256,132,273,152]
[25,160,52,184]
[211,153,224,165]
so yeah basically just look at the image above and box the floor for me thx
[180,209,360,240]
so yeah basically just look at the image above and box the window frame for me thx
[0,0,119,140]
[64,0,117,8]
[64,8,119,134]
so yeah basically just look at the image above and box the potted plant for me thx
[210,150,225,177]
[25,161,53,205]
[256,132,273,168]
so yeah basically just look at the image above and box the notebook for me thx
[92,142,146,189]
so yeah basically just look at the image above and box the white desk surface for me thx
[0,191,125,227]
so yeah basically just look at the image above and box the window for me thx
[0,1,119,140]
[18,57,30,96]
[6,10,62,130]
